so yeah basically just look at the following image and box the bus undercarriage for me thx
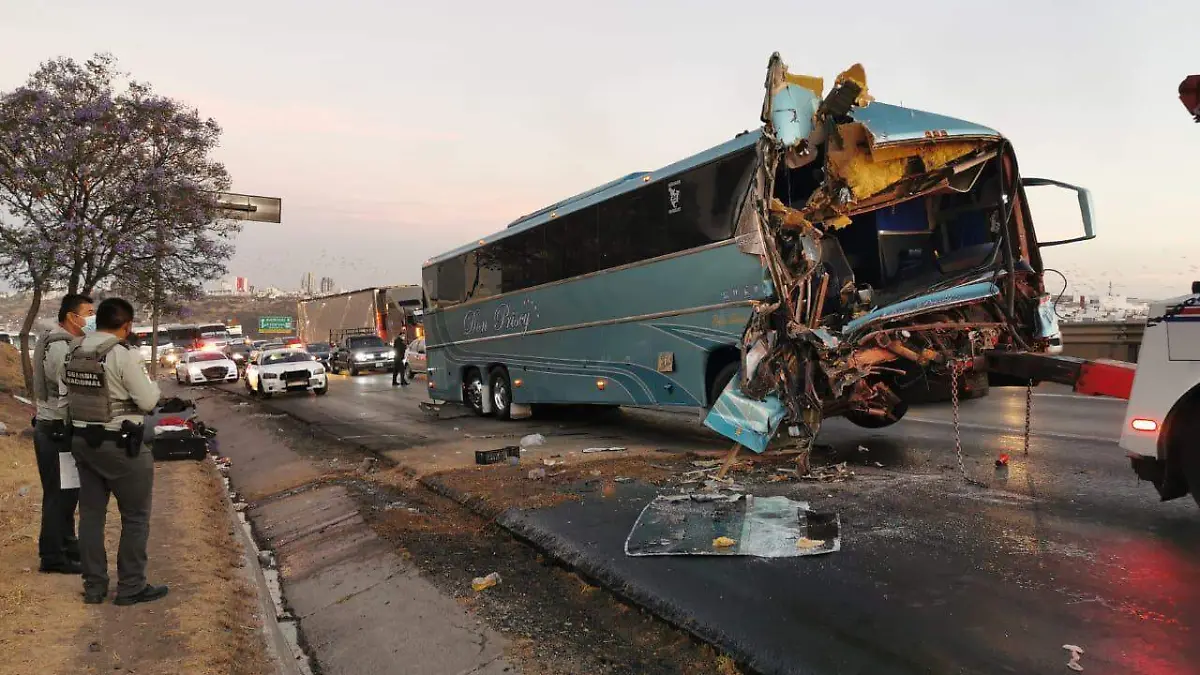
[707,55,1055,451]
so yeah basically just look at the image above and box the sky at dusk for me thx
[1,0,1197,298]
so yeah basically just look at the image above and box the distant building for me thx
[319,276,335,294]
[300,272,316,296]
[207,275,253,297]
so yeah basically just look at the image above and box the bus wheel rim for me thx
[493,381,508,410]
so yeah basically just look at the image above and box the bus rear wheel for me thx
[464,370,486,416]
[490,369,512,421]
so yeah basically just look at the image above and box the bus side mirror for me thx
[1021,177,1096,247]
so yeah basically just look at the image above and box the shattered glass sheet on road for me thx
[624,494,839,558]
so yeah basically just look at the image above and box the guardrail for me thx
[1060,322,1144,362]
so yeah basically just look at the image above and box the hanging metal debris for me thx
[704,53,1093,453]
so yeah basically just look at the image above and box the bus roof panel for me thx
[426,102,999,267]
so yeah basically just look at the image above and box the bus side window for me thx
[547,207,599,281]
[667,149,756,250]
[599,185,665,270]
[436,255,467,306]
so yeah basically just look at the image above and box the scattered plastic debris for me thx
[712,536,737,548]
[614,476,633,483]
[476,448,519,465]
[542,459,561,467]
[17,485,30,497]
[857,445,869,453]
[0,422,8,436]
[527,468,546,480]
[692,460,723,468]
[582,446,626,454]
[803,462,854,481]
[472,572,501,591]
[795,537,824,550]
[12,395,33,406]
[589,470,602,477]
[520,433,546,448]
[874,462,884,468]
[1063,645,1084,672]
[357,457,377,474]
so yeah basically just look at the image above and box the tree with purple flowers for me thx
[0,54,239,389]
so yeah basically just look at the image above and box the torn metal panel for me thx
[703,376,786,455]
[702,53,1049,454]
[624,494,839,557]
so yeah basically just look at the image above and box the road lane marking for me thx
[902,416,1118,444]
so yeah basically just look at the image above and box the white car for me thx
[175,350,239,385]
[245,348,328,398]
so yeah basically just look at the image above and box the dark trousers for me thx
[392,357,408,384]
[33,421,79,565]
[72,436,154,599]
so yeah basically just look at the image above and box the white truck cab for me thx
[1120,284,1200,507]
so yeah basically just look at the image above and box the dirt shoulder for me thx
[0,392,273,675]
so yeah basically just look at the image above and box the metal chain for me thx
[1023,379,1033,456]
[950,362,986,487]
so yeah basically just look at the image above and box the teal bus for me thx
[421,129,770,419]
[421,80,1093,427]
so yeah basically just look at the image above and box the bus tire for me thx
[464,370,486,416]
[490,368,512,421]
[845,401,909,429]
[709,362,740,407]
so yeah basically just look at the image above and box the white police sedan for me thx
[175,350,239,385]
[245,347,328,398]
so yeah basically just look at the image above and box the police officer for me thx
[65,297,168,606]
[31,294,94,574]
[391,333,408,387]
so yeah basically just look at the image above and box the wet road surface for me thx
[215,373,1200,674]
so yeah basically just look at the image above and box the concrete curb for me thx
[212,458,313,675]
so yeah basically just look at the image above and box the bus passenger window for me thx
[666,149,755,253]
[436,255,467,306]
[492,228,545,294]
[546,208,598,282]
[599,187,665,270]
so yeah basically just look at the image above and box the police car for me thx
[175,349,239,385]
[244,347,328,398]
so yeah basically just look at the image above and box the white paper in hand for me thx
[59,452,80,490]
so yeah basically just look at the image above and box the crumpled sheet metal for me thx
[702,54,1011,454]
[702,375,786,455]
[625,494,839,557]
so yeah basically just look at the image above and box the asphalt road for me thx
[214,372,1200,674]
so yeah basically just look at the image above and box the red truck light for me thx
[1131,418,1158,432]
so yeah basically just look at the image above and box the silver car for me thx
[403,338,426,379]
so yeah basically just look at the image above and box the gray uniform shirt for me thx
[35,338,72,422]
[70,333,162,431]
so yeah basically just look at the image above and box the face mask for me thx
[72,313,96,334]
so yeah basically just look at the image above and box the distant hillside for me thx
[0,294,300,338]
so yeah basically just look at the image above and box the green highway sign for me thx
[259,316,294,333]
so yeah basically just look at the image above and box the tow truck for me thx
[986,282,1200,509]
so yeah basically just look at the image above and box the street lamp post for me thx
[147,191,281,378]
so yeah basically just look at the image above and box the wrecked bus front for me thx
[707,54,1096,451]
